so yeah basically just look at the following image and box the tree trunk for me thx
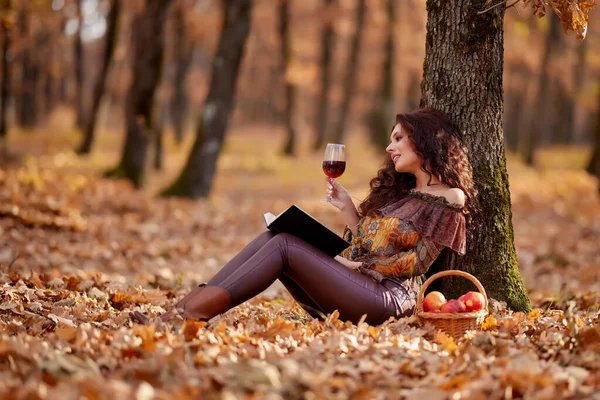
[154,99,167,170]
[104,0,170,188]
[523,13,561,165]
[77,0,120,154]
[331,0,366,144]
[43,27,58,118]
[16,10,39,128]
[586,88,600,185]
[0,16,12,148]
[420,0,531,312]
[169,0,195,145]
[504,63,529,152]
[312,0,334,150]
[565,39,587,145]
[161,0,252,198]
[405,72,421,112]
[280,0,296,156]
[74,0,85,130]
[367,0,394,149]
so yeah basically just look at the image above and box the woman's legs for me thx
[184,233,395,325]
[173,231,276,311]
[174,231,324,317]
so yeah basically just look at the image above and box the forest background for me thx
[0,0,599,398]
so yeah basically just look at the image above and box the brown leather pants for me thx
[206,231,407,325]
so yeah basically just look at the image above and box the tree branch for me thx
[477,0,521,15]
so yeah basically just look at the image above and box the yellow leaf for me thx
[110,292,131,304]
[368,326,379,339]
[434,330,457,353]
[528,308,542,321]
[481,315,499,331]
[133,325,157,352]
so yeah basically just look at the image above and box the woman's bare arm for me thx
[334,255,362,269]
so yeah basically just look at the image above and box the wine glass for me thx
[321,143,346,202]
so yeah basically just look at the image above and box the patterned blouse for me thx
[340,190,467,314]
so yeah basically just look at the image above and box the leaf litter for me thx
[0,155,599,399]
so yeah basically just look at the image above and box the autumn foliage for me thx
[0,132,599,398]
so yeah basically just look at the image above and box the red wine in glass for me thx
[321,143,346,202]
[322,161,346,178]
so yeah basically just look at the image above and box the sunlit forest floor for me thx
[1,121,599,398]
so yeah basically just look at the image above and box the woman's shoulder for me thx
[440,188,465,208]
[407,187,465,209]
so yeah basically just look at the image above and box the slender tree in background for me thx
[16,8,39,128]
[280,0,296,156]
[170,0,195,145]
[523,14,561,165]
[331,0,365,144]
[312,0,334,150]
[74,0,85,131]
[153,100,168,170]
[161,0,252,198]
[367,0,394,149]
[587,87,600,187]
[77,0,120,154]
[420,1,531,312]
[0,2,13,150]
[565,39,587,144]
[104,0,170,187]
[504,62,530,152]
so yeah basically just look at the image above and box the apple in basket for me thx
[440,299,467,313]
[458,291,485,312]
[423,291,446,312]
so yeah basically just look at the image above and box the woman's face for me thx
[386,124,421,174]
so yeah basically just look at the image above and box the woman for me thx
[130,108,476,326]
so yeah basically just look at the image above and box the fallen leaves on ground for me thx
[0,143,599,399]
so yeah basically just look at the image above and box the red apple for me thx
[440,299,467,313]
[458,291,485,312]
[423,291,446,312]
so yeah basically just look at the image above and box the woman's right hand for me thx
[325,177,353,211]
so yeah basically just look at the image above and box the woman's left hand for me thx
[334,255,362,270]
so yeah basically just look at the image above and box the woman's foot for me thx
[129,306,184,324]
[129,284,207,325]
[129,285,232,324]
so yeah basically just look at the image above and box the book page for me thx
[263,212,276,226]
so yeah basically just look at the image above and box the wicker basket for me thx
[416,270,488,337]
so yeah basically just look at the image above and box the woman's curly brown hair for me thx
[358,108,478,226]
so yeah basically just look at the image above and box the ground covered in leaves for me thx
[0,130,599,399]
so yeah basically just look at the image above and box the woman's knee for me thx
[258,230,276,241]
[269,232,304,247]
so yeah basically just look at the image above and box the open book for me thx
[264,204,350,257]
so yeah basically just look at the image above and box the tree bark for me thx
[104,0,170,188]
[367,0,394,149]
[312,0,334,150]
[0,15,12,147]
[420,0,531,312]
[161,0,252,198]
[169,0,195,145]
[77,0,120,154]
[331,0,366,144]
[74,0,85,130]
[280,0,296,156]
[523,13,561,165]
